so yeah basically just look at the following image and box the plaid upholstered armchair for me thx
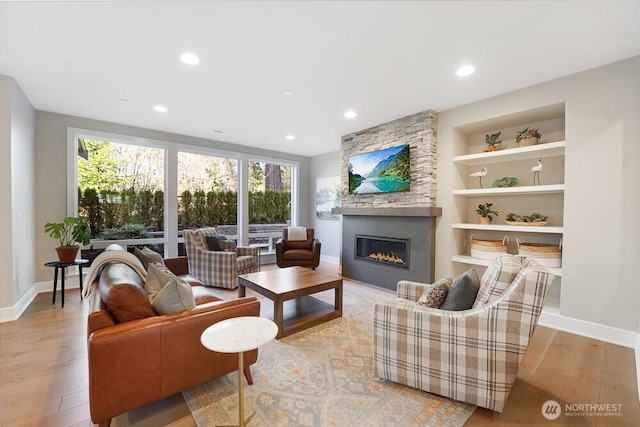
[184,227,259,289]
[373,254,554,412]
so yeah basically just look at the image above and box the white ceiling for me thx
[1,1,639,157]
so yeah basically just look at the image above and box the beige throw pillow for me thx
[146,263,195,315]
[416,278,452,308]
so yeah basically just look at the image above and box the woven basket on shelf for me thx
[469,234,509,260]
[516,238,562,267]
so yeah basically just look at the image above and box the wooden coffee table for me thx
[238,266,343,339]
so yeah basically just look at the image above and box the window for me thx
[178,150,238,236]
[68,128,299,257]
[76,137,165,252]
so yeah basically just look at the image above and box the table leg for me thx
[335,282,343,317]
[60,266,66,308]
[238,284,246,298]
[52,267,59,305]
[78,264,84,299]
[274,299,284,339]
[238,351,244,427]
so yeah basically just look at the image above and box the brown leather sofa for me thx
[87,256,260,427]
[275,228,321,269]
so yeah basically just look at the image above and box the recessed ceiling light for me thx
[456,64,475,77]
[284,90,293,95]
[214,129,224,134]
[180,52,200,65]
[119,98,128,103]
[285,135,295,140]
[344,110,357,119]
[153,105,168,113]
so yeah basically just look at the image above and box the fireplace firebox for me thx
[355,235,409,269]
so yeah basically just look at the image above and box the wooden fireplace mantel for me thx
[331,207,442,217]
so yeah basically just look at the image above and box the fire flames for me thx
[367,251,406,265]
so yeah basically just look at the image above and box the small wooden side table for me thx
[44,259,89,308]
[200,316,277,426]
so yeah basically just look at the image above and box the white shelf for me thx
[452,223,564,234]
[453,184,564,196]
[452,255,562,277]
[453,141,566,166]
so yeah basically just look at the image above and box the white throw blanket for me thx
[288,226,307,241]
[81,250,147,299]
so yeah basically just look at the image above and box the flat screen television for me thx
[348,144,410,195]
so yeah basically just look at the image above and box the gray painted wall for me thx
[33,111,311,284]
[0,75,36,309]
[309,151,341,262]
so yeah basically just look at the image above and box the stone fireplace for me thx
[334,207,441,290]
[335,109,441,290]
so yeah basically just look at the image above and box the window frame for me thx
[66,127,300,256]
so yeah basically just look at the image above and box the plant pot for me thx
[517,136,539,147]
[478,216,490,225]
[55,246,79,263]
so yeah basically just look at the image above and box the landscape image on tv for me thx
[348,144,410,195]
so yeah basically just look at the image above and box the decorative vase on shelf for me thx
[478,216,490,225]
[517,136,539,147]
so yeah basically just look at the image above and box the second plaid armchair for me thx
[184,227,259,289]
[373,254,554,412]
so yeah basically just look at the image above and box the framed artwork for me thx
[315,176,341,220]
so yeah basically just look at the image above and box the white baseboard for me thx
[539,307,638,349]
[321,255,340,265]
[0,277,82,323]
[0,283,39,322]
[539,309,640,401]
[637,334,640,404]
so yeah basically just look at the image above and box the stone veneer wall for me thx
[341,109,438,208]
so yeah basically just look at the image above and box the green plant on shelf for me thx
[515,127,542,142]
[505,212,548,223]
[475,203,499,222]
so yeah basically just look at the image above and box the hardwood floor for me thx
[1,263,638,426]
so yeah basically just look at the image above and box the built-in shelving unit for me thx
[452,223,563,234]
[453,184,564,196]
[450,103,566,305]
[453,140,566,166]
[451,255,562,277]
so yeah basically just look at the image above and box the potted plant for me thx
[475,203,499,224]
[516,127,542,147]
[44,216,91,263]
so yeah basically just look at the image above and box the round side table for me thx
[44,259,89,308]
[201,316,278,427]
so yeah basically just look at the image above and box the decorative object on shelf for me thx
[469,234,509,259]
[516,238,562,267]
[475,203,499,224]
[469,167,488,188]
[484,132,502,152]
[44,216,91,263]
[492,176,519,188]
[516,127,541,147]
[531,158,543,185]
[505,212,548,226]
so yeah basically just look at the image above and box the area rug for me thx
[183,281,475,427]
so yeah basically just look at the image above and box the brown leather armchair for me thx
[275,228,321,269]
[87,256,260,427]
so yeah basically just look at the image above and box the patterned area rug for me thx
[183,281,475,427]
